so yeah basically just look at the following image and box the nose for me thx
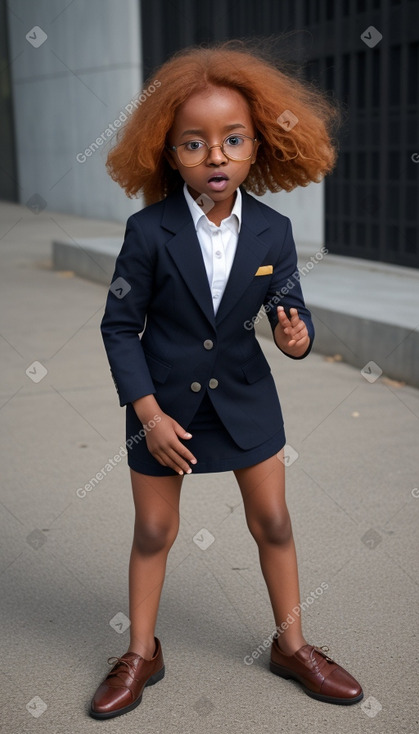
[206,144,227,165]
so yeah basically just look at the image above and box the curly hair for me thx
[106,40,342,204]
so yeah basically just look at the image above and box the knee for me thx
[133,517,179,555]
[248,509,292,546]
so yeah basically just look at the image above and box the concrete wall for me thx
[7,0,144,221]
[261,182,324,256]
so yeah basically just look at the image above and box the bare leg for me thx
[128,469,183,659]
[234,451,307,655]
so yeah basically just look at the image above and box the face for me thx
[167,86,259,220]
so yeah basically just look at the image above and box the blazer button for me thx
[203,339,214,350]
[190,382,202,392]
[208,378,218,389]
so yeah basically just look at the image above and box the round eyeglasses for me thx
[167,134,258,167]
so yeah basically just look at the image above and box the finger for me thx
[172,437,197,465]
[179,445,198,465]
[277,306,291,329]
[289,307,300,325]
[152,450,174,470]
[153,448,190,475]
[173,422,197,464]
[287,327,308,346]
[288,332,309,349]
[173,421,193,440]
[277,305,290,321]
[286,327,305,345]
[290,321,306,337]
[164,447,194,475]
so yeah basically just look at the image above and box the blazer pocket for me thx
[241,351,272,384]
[255,265,273,276]
[144,351,173,384]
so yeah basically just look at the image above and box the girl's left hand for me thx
[274,306,310,357]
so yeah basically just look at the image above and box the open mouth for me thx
[207,173,229,191]
[208,173,229,183]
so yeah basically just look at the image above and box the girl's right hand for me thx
[145,412,197,475]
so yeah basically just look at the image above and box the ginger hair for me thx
[106,40,341,204]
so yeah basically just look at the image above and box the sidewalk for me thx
[1,200,418,734]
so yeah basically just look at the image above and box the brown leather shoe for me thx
[89,637,165,719]
[270,638,363,705]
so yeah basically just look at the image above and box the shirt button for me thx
[208,378,219,389]
[215,250,222,258]
[190,382,202,392]
[203,340,214,350]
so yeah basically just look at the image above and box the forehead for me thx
[171,86,253,131]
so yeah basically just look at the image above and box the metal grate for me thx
[303,0,419,266]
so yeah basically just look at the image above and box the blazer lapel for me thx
[215,190,271,325]
[162,188,216,328]
[161,188,272,329]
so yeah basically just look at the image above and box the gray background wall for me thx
[7,0,144,222]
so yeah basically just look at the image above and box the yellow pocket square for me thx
[255,265,273,276]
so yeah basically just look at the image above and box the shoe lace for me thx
[314,645,334,663]
[106,656,136,681]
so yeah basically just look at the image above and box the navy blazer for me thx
[100,187,314,450]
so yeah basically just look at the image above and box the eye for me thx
[225,135,245,147]
[183,140,205,151]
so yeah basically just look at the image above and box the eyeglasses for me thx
[167,134,258,167]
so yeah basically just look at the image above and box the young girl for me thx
[90,42,363,719]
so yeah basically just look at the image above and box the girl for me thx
[90,42,363,719]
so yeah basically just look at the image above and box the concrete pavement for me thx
[1,200,418,733]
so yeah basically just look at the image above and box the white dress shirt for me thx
[183,182,242,314]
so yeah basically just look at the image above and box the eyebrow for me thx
[180,123,247,138]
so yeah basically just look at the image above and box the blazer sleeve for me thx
[263,217,315,360]
[100,214,156,406]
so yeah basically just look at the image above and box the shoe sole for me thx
[269,661,364,705]
[89,665,165,719]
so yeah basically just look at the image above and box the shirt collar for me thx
[183,182,242,232]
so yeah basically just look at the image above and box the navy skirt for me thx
[125,390,286,476]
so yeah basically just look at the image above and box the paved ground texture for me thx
[1,201,418,734]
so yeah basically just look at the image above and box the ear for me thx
[164,147,178,171]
